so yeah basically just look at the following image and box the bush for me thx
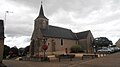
[70,45,84,53]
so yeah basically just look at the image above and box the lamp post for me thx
[4,11,13,22]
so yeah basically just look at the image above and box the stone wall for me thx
[46,38,76,52]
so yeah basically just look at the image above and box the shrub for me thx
[70,45,84,53]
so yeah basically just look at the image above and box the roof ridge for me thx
[76,30,90,34]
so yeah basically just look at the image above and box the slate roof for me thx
[35,4,92,40]
[75,30,90,39]
[40,25,77,40]
[0,20,5,38]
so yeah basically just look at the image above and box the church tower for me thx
[30,3,48,56]
[34,3,49,30]
[31,3,49,40]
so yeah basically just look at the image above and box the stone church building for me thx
[29,4,94,56]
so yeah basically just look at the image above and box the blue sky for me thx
[0,0,120,48]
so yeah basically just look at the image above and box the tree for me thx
[9,46,18,57]
[3,45,10,58]
[17,46,30,57]
[23,45,30,56]
[70,45,84,53]
[18,48,24,56]
[92,37,113,51]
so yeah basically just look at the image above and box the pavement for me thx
[3,52,120,67]
[68,52,120,67]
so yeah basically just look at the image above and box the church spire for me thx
[39,1,44,16]
[38,1,47,19]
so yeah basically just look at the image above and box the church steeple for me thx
[39,4,44,16]
[34,1,49,30]
[37,2,47,19]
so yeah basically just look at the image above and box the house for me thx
[29,4,94,56]
[0,20,6,67]
[116,39,120,48]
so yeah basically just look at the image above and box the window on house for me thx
[61,39,63,46]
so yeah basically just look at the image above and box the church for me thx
[29,3,94,56]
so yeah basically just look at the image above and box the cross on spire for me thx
[41,1,43,5]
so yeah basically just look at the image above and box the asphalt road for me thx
[3,52,120,67]
[68,52,120,67]
[3,57,89,67]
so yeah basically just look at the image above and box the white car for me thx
[109,47,115,52]
[97,48,113,53]
[114,47,120,52]
[109,47,120,52]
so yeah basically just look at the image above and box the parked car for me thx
[97,48,114,53]
[109,47,120,52]
[109,47,115,53]
[114,47,120,52]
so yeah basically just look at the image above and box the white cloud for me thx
[0,0,120,48]
[5,35,30,48]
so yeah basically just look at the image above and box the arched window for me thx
[61,39,63,46]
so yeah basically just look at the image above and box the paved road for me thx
[3,57,89,67]
[68,52,120,67]
[3,52,120,67]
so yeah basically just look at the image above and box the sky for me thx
[0,0,120,48]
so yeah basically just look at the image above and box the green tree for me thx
[70,45,84,53]
[23,45,30,56]
[10,46,18,57]
[92,37,113,51]
[3,45,10,58]
[18,48,24,56]
[18,46,30,56]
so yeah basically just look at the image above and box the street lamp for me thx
[4,11,13,22]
